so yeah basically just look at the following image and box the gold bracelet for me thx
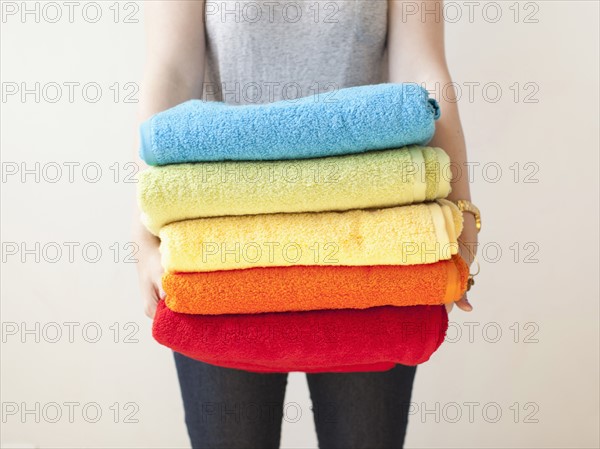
[455,200,481,233]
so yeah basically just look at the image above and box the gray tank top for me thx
[203,0,388,105]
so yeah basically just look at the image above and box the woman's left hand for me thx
[446,213,478,313]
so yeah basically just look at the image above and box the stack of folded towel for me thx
[138,83,469,373]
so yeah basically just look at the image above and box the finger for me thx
[157,280,166,300]
[445,302,454,313]
[150,281,164,302]
[144,285,160,319]
[454,294,473,312]
[144,299,158,319]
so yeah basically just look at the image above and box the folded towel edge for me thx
[139,119,157,166]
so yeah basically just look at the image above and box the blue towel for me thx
[139,83,440,165]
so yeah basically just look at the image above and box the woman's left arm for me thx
[388,0,477,312]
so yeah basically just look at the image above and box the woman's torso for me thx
[204,0,388,104]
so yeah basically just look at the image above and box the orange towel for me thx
[163,254,469,315]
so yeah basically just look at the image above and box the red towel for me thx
[153,301,448,373]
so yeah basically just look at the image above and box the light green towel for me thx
[138,146,451,235]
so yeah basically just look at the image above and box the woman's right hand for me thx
[135,229,165,319]
[135,0,208,317]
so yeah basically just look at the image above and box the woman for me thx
[135,1,478,447]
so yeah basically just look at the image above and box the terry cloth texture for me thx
[159,199,463,272]
[163,254,469,315]
[153,301,448,373]
[138,146,451,235]
[139,83,440,165]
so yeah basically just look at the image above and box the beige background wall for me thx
[1,1,598,447]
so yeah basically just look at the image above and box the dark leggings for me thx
[174,352,417,449]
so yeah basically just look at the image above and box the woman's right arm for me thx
[135,0,206,318]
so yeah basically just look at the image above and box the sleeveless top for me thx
[203,0,388,105]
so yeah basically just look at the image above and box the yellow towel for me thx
[159,199,463,272]
[138,146,451,235]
